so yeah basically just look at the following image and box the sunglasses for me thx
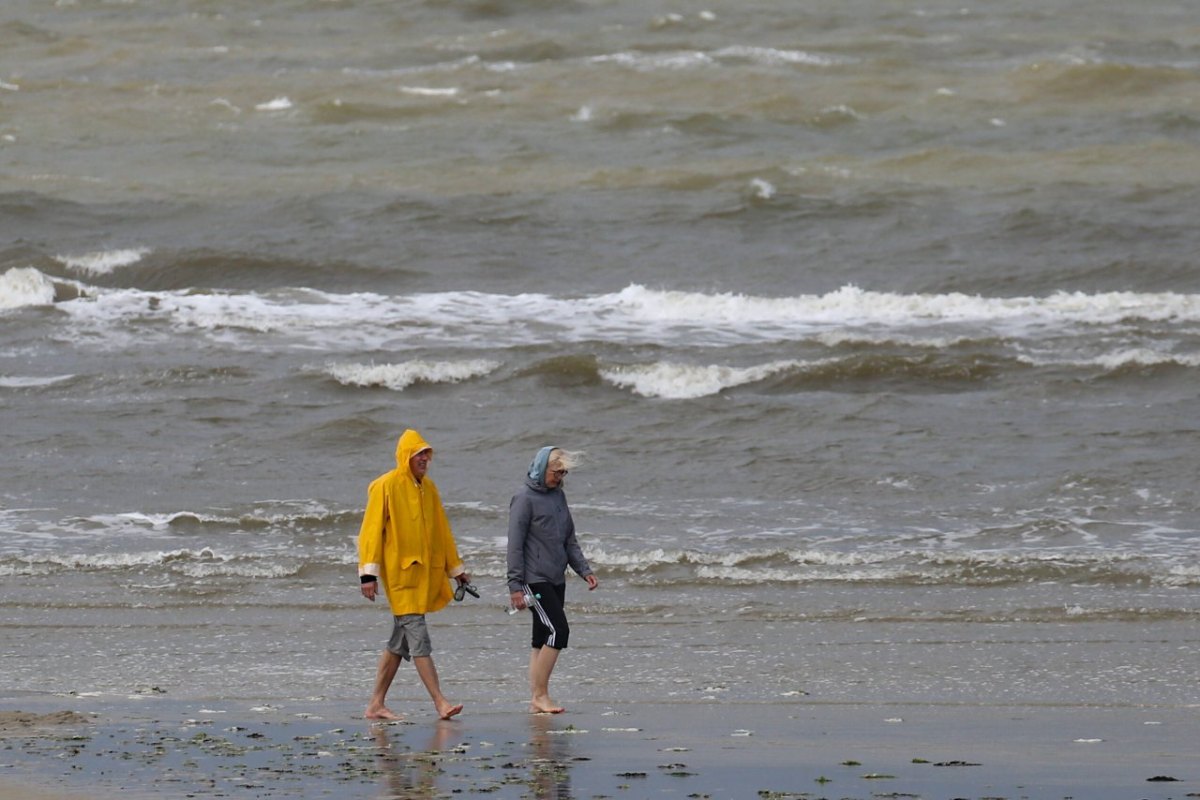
[453,582,479,602]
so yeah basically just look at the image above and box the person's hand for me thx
[585,574,599,591]
[362,580,378,602]
[456,573,472,586]
[510,590,528,610]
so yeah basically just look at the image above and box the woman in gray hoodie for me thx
[507,446,599,713]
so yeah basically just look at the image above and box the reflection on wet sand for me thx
[371,720,453,799]
[366,714,579,799]
[527,712,574,800]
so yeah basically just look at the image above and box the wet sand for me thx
[1,701,1196,799]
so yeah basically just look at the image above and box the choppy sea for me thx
[2,0,1198,714]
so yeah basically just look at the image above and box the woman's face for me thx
[544,461,567,489]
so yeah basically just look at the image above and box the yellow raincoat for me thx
[357,429,464,616]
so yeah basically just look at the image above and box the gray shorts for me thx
[386,614,433,661]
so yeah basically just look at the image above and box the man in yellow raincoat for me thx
[358,429,472,720]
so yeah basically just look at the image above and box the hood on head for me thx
[526,445,557,488]
[395,429,433,477]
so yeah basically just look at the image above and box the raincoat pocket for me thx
[393,556,424,588]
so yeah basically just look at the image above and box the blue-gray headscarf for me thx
[526,445,557,487]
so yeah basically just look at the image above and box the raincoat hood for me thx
[396,429,433,479]
[526,445,557,489]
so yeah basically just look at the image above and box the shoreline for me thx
[2,699,1196,799]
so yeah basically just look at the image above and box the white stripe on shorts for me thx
[524,583,556,648]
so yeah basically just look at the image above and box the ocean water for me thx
[2,0,1199,714]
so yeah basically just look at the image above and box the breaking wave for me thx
[9,272,1200,341]
[324,359,500,391]
[55,248,150,277]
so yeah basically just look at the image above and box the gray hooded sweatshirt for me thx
[506,445,593,593]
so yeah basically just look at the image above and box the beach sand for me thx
[1,700,1195,799]
[0,782,97,800]
[0,712,104,800]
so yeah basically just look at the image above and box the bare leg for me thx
[365,649,404,720]
[413,655,463,719]
[529,646,564,713]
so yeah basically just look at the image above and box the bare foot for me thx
[530,699,565,714]
[437,702,464,720]
[365,706,403,721]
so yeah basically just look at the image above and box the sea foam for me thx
[399,86,460,97]
[607,284,1200,328]
[0,267,56,309]
[55,248,150,277]
[714,45,843,67]
[0,374,75,388]
[599,359,804,399]
[40,281,1200,356]
[325,359,500,390]
[255,97,293,111]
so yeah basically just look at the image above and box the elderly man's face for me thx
[409,448,432,481]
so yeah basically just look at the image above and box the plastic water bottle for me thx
[505,592,540,615]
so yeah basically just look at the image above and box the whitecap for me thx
[399,86,460,97]
[715,45,841,67]
[255,97,293,111]
[608,283,1200,329]
[590,51,715,71]
[694,563,896,583]
[0,267,56,310]
[325,359,499,391]
[749,178,776,199]
[0,374,74,388]
[599,359,802,399]
[1091,349,1200,369]
[113,511,219,529]
[44,282,1200,354]
[177,561,300,579]
[56,247,150,276]
[9,547,226,573]
[650,12,684,28]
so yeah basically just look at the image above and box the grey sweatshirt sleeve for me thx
[564,515,592,578]
[506,493,531,593]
